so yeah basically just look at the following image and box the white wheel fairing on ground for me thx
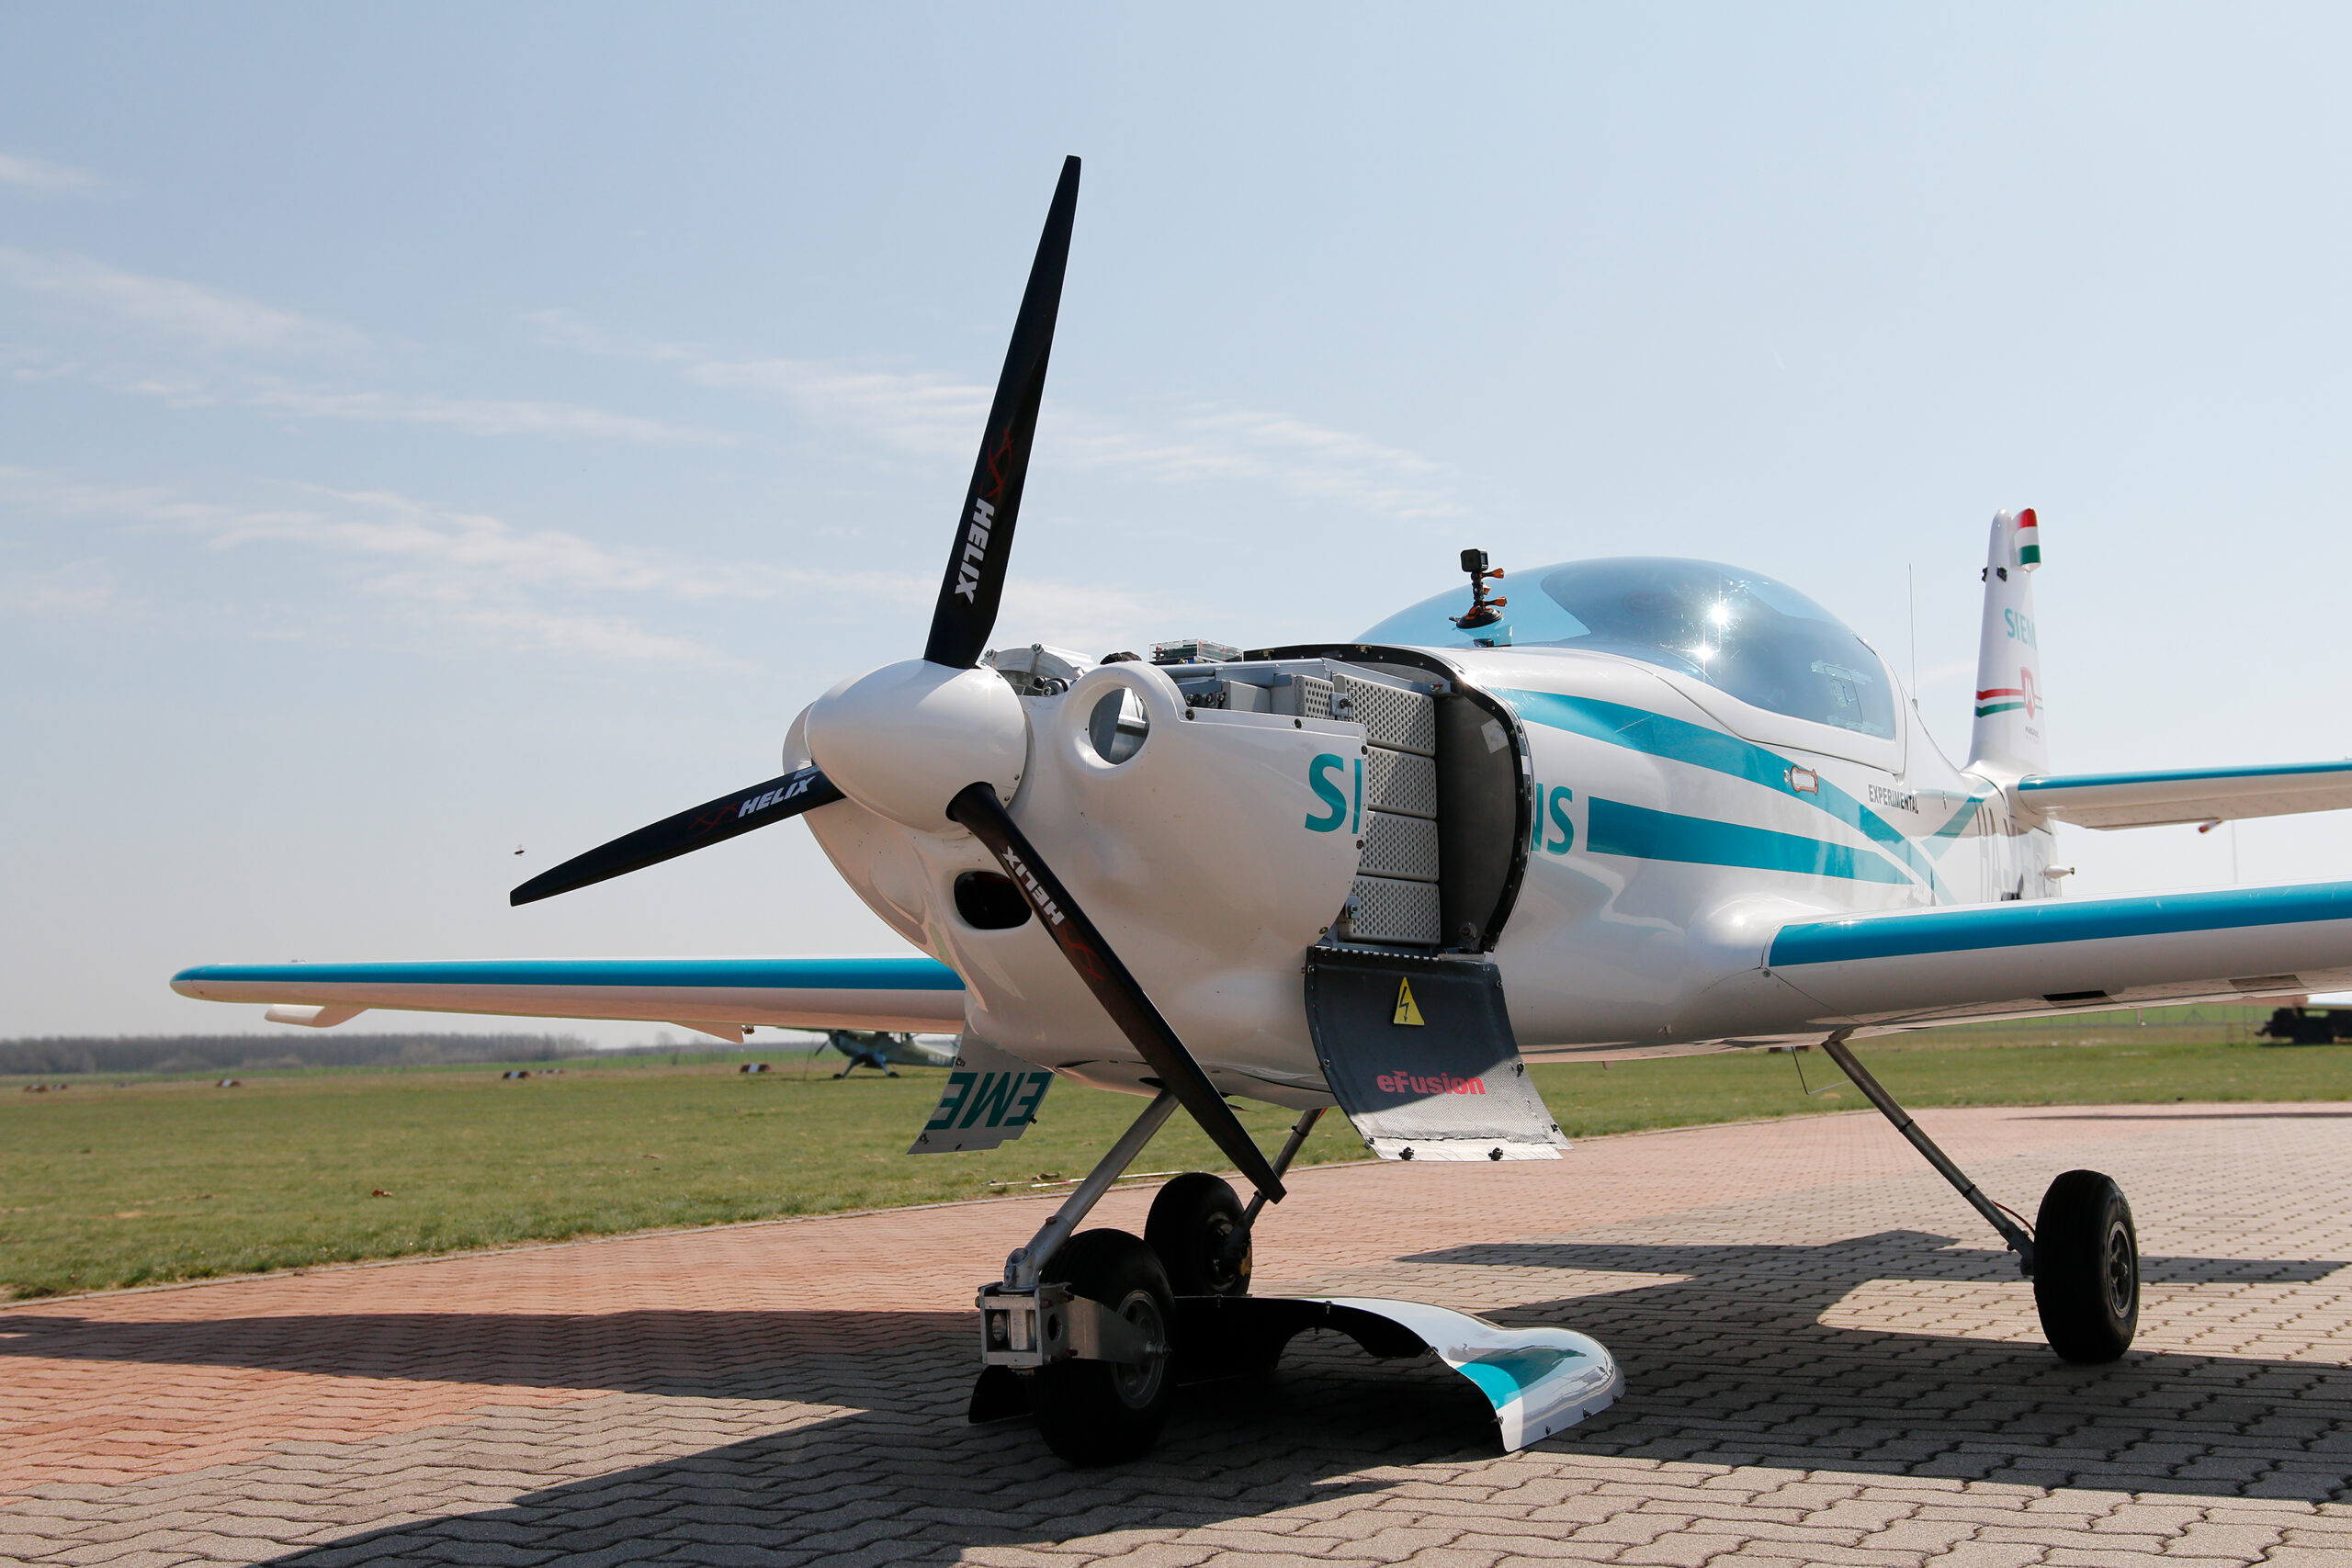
[1319,1298,1622,1452]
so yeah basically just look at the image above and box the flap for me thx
[1303,946,1566,1161]
[263,1004,367,1028]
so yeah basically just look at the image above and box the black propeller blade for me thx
[921,154,1080,671]
[510,765,842,907]
[946,781,1284,1201]
[514,163,1267,1205]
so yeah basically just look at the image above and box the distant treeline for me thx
[0,1032,598,1077]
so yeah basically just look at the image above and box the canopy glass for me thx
[1358,556,1897,739]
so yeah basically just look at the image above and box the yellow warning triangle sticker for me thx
[1393,977,1425,1027]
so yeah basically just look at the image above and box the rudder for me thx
[1968,508,2047,781]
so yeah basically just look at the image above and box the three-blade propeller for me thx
[513,156,1282,1200]
[511,766,841,907]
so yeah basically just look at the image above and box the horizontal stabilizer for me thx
[175,956,967,1033]
[2019,761,2352,829]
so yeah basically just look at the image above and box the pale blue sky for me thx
[6,6,2351,1038]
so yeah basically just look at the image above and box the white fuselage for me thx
[800,637,2054,1108]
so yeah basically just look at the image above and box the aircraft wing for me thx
[171,956,967,1037]
[2018,761,2352,829]
[1758,881,2352,1030]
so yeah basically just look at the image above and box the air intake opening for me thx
[954,871,1033,931]
[1085,688,1149,764]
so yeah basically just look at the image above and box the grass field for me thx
[5,1008,2347,1299]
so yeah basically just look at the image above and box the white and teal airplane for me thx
[173,158,2352,1466]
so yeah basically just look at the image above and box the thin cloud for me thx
[687,352,1459,517]
[0,468,1085,672]
[0,558,122,618]
[995,576,1178,658]
[0,468,744,666]
[246,388,730,447]
[0,247,361,353]
[407,604,721,666]
[530,312,1460,516]
[687,357,987,459]
[0,151,107,197]
[0,464,1186,669]
[1056,405,1460,519]
[6,344,730,448]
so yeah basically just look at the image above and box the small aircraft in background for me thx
[818,1029,956,1077]
[175,158,2352,1466]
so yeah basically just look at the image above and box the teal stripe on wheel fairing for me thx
[1589,799,1911,885]
[170,956,966,991]
[1496,688,1942,893]
[1768,881,2352,966]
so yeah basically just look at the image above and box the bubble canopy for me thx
[1357,557,1897,739]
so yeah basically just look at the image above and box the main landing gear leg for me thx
[1816,1032,2139,1362]
[972,1090,1184,1463]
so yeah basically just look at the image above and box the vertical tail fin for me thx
[1967,508,2047,781]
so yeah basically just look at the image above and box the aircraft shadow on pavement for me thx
[7,1227,2312,1565]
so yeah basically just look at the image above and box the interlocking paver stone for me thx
[4,1102,2350,1566]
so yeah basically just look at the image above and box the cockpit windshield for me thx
[1357,556,1897,739]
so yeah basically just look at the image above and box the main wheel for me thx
[1031,1229,1175,1464]
[2033,1169,2139,1363]
[1146,1173,1252,1297]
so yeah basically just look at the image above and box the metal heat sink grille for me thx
[1333,672,1436,756]
[1349,874,1442,944]
[1359,810,1440,882]
[1363,749,1438,819]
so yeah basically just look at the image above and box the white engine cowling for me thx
[804,660,1028,831]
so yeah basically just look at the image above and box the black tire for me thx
[1145,1173,1252,1298]
[1032,1229,1176,1465]
[2033,1168,2139,1363]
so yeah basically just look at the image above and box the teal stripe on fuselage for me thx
[1497,688,1943,894]
[170,956,966,991]
[1770,881,2352,966]
[1589,798,1910,885]
[1921,793,1985,862]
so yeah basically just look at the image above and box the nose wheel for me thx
[1029,1229,1176,1464]
[1146,1172,1253,1297]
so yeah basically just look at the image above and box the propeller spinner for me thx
[510,157,1283,1200]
